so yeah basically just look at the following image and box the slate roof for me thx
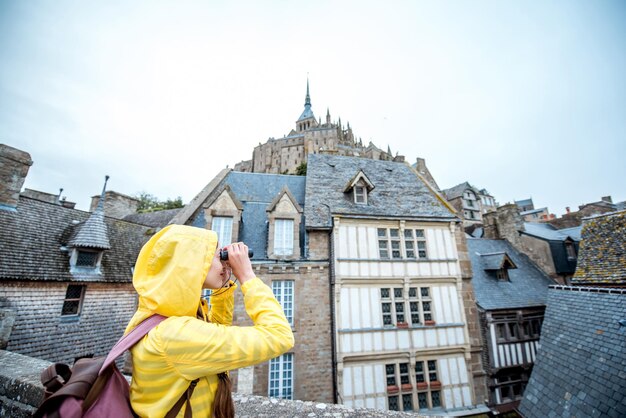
[519,286,626,417]
[189,171,306,260]
[466,238,554,310]
[305,154,455,228]
[572,210,626,285]
[522,222,581,242]
[67,210,111,249]
[520,207,548,216]
[123,208,181,228]
[480,252,516,271]
[442,181,476,200]
[515,198,533,208]
[0,196,152,282]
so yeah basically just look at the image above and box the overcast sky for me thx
[1,0,624,215]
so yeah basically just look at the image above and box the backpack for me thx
[34,315,199,418]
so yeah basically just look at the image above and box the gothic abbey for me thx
[234,80,405,174]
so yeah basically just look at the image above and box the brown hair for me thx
[213,372,235,418]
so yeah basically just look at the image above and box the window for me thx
[467,199,474,207]
[494,312,543,343]
[211,216,233,246]
[354,186,367,204]
[381,287,433,326]
[496,268,509,280]
[268,353,293,399]
[565,242,577,260]
[415,359,441,410]
[495,371,527,403]
[76,251,98,267]
[61,285,85,316]
[274,219,294,256]
[386,363,412,411]
[272,281,294,326]
[377,228,401,259]
[404,229,427,259]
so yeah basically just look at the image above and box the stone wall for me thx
[229,262,334,403]
[0,281,137,364]
[519,234,557,278]
[0,350,424,418]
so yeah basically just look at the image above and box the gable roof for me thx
[480,252,517,271]
[442,182,477,200]
[519,286,626,417]
[515,198,533,208]
[466,238,554,310]
[0,196,152,282]
[522,222,582,242]
[572,210,626,285]
[305,154,456,228]
[343,169,375,192]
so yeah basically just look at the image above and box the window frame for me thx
[268,353,294,400]
[404,229,428,259]
[272,280,295,326]
[415,359,442,409]
[61,284,86,317]
[274,218,295,256]
[381,287,433,327]
[354,185,367,204]
[211,216,233,246]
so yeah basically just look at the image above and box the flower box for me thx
[401,383,413,391]
[424,320,436,326]
[430,381,442,389]
[416,382,428,390]
[397,322,409,329]
[387,385,399,394]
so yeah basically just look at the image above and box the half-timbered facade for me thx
[466,238,553,413]
[305,154,489,415]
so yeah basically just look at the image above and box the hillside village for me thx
[1,85,625,417]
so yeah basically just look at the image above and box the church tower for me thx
[296,79,318,132]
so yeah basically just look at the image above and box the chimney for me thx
[90,190,140,219]
[482,204,525,249]
[566,207,570,214]
[601,196,612,204]
[0,144,33,211]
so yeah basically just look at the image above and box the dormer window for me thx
[76,250,99,268]
[565,241,577,260]
[267,187,303,260]
[481,251,517,281]
[354,185,367,204]
[344,170,374,205]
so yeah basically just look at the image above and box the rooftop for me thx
[519,285,626,417]
[466,238,554,310]
[305,154,455,228]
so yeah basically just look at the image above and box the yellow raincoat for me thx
[125,225,294,417]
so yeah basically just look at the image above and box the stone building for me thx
[0,144,152,364]
[547,195,626,229]
[482,204,581,284]
[442,182,497,226]
[304,154,489,415]
[167,169,334,403]
[233,81,405,175]
[519,210,626,417]
[466,238,553,414]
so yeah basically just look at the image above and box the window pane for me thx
[377,228,387,237]
[388,395,399,411]
[415,229,425,238]
[381,288,390,298]
[404,229,413,238]
[394,288,403,298]
[272,281,294,325]
[386,364,396,386]
[76,251,98,267]
[274,219,294,256]
[421,288,430,298]
[431,390,441,407]
[212,216,233,246]
[402,394,413,411]
[418,392,428,409]
[390,229,399,237]
[62,285,85,316]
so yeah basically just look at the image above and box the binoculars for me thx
[219,249,254,261]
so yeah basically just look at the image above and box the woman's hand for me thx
[224,242,256,285]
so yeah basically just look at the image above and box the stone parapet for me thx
[0,350,425,418]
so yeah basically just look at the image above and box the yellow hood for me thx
[125,224,218,333]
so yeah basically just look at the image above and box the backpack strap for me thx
[40,363,72,397]
[164,378,199,418]
[99,314,168,375]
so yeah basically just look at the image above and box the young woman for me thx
[125,225,294,418]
